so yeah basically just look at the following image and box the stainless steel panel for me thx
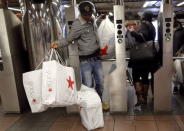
[0,9,28,113]
[110,5,127,112]
[154,0,173,112]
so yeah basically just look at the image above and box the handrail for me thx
[102,57,184,61]
[173,57,184,60]
[101,58,130,62]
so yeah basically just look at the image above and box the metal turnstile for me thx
[0,9,29,113]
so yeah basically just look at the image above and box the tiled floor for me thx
[2,111,184,131]
[1,87,184,131]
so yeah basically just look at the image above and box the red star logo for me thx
[80,106,83,110]
[100,45,108,56]
[32,99,36,102]
[67,76,74,90]
[48,88,53,92]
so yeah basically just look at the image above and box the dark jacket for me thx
[128,21,156,69]
[173,27,184,56]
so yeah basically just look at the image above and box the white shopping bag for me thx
[23,70,48,113]
[78,85,104,130]
[173,60,183,84]
[98,16,115,59]
[42,60,77,106]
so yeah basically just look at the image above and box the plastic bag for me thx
[23,70,48,113]
[77,85,104,130]
[98,17,115,59]
[42,49,77,106]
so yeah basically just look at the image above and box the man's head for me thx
[78,1,95,21]
[141,11,153,22]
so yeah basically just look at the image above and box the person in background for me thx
[173,18,184,94]
[128,11,156,107]
[52,1,109,111]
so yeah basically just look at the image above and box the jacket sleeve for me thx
[125,31,136,50]
[130,22,149,43]
[57,20,83,47]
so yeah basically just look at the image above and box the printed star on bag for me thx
[48,88,53,92]
[100,45,108,56]
[67,76,74,90]
[32,98,36,103]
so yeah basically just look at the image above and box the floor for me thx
[1,87,184,131]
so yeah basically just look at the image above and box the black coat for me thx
[173,27,184,56]
[128,21,156,70]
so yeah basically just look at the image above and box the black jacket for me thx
[173,27,184,56]
[128,21,156,69]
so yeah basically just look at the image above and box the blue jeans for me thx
[80,58,104,97]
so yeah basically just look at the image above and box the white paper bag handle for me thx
[35,49,51,70]
[48,48,66,65]
[54,49,66,65]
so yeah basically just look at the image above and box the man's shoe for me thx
[102,103,110,111]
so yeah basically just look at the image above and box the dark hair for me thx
[78,1,95,15]
[142,11,153,22]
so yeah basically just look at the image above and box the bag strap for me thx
[53,49,66,65]
[35,48,66,70]
[139,33,147,42]
[35,49,51,70]
[49,48,66,65]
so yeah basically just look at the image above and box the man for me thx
[52,1,109,110]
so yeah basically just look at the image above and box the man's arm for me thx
[53,20,83,48]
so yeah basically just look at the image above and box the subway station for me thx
[0,0,184,130]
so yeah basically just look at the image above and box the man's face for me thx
[81,13,92,22]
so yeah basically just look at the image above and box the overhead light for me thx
[8,7,21,12]
[143,1,150,8]
[143,1,157,8]
[64,4,70,8]
[177,2,184,6]
[109,12,113,16]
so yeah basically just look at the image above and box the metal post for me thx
[154,0,173,112]
[109,0,127,112]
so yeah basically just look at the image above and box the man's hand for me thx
[100,14,106,19]
[51,42,59,49]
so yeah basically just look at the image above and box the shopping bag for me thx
[98,16,115,59]
[78,85,104,130]
[173,60,183,84]
[42,49,77,106]
[130,40,156,61]
[23,70,48,113]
